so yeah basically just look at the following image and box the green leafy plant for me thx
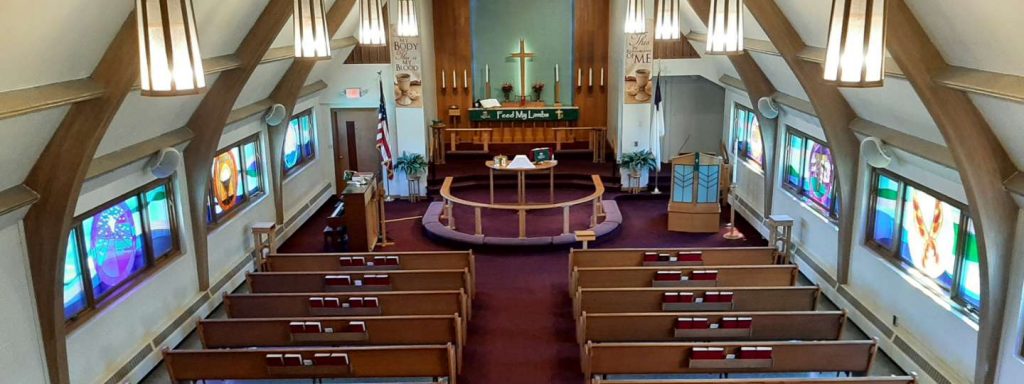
[620,149,657,174]
[394,152,429,179]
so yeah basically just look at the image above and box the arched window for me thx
[283,108,316,175]
[62,180,180,322]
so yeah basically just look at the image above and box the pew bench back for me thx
[572,265,798,292]
[591,377,916,384]
[578,310,846,344]
[224,290,469,322]
[247,268,473,298]
[569,247,777,271]
[266,250,474,275]
[574,286,819,318]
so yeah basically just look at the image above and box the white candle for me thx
[589,68,593,86]
[453,70,457,88]
[578,68,582,87]
[442,70,446,88]
[600,68,605,86]
[555,64,560,82]
[486,65,490,83]
[463,70,468,88]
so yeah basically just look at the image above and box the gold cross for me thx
[509,39,535,99]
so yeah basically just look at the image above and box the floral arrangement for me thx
[501,82,514,101]
[531,82,545,101]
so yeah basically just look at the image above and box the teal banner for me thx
[469,107,579,122]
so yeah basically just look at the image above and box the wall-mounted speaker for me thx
[860,136,893,168]
[147,147,182,179]
[757,96,780,119]
[264,103,288,126]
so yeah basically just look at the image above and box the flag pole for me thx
[376,71,395,247]
[651,62,663,195]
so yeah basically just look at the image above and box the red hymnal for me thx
[643,252,659,262]
[677,292,695,303]
[678,251,703,262]
[386,256,400,265]
[364,297,380,307]
[326,275,352,286]
[309,297,325,308]
[663,292,680,303]
[346,321,367,333]
[324,297,341,308]
[691,270,719,281]
[720,317,738,329]
[331,353,350,365]
[658,253,671,262]
[719,292,734,302]
[313,353,333,365]
[289,321,306,333]
[266,354,285,367]
[676,317,692,329]
[691,317,710,329]
[704,292,721,302]
[349,297,365,307]
[655,271,682,281]
[304,322,322,333]
[373,256,388,265]
[738,347,759,359]
[339,257,354,266]
[691,347,726,360]
[367,275,390,285]
[736,317,753,328]
[756,347,773,359]
[283,354,304,366]
[352,257,366,266]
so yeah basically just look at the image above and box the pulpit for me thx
[668,153,723,233]
[342,179,381,252]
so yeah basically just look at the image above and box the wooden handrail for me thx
[440,175,604,211]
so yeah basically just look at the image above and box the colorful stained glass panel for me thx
[63,231,87,320]
[959,221,981,308]
[284,122,301,171]
[802,142,835,209]
[785,134,804,187]
[871,174,900,250]
[82,196,147,298]
[242,142,261,196]
[746,113,764,167]
[145,185,173,259]
[899,186,960,290]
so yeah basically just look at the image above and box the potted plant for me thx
[620,149,657,177]
[394,152,428,181]
[531,82,545,102]
[501,82,514,102]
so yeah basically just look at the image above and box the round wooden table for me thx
[486,160,558,205]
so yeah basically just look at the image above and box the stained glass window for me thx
[283,108,316,175]
[866,169,980,316]
[63,181,179,322]
[731,104,764,170]
[782,130,839,219]
[207,134,264,225]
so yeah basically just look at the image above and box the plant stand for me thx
[627,172,642,194]
[407,177,422,203]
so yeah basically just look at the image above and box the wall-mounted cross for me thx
[509,39,535,101]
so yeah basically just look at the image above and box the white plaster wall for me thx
[723,89,765,218]
[995,210,1024,383]
[0,223,50,384]
[0,106,66,191]
[282,97,335,219]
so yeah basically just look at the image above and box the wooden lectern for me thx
[342,179,382,252]
[668,153,723,233]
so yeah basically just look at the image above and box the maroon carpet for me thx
[278,192,764,383]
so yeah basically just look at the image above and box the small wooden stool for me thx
[251,222,277,271]
[575,230,597,249]
[627,173,642,194]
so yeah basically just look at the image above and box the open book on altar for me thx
[506,155,536,169]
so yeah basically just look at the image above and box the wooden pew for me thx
[247,268,473,299]
[198,315,465,372]
[224,290,470,323]
[577,311,846,344]
[574,286,819,318]
[583,340,878,383]
[591,377,917,384]
[162,344,456,383]
[571,265,798,292]
[569,247,778,274]
[265,250,475,284]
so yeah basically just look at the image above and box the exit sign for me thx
[345,88,362,98]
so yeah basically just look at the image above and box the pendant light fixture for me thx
[823,0,887,87]
[358,0,387,46]
[624,0,646,34]
[655,0,680,40]
[136,0,205,96]
[705,0,743,55]
[396,0,419,37]
[294,0,331,59]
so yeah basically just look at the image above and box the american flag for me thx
[376,76,394,180]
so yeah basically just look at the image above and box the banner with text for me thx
[391,25,423,108]
[624,21,654,104]
[469,107,580,122]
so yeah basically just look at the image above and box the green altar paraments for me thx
[469,107,580,122]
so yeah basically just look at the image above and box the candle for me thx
[452,70,457,88]
[600,68,605,86]
[589,68,593,86]
[578,68,582,87]
[463,70,468,88]
[486,65,490,83]
[442,70,446,88]
[555,64,560,82]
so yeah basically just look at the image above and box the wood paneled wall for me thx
[432,0,473,124]
[654,36,701,59]
[345,4,391,64]
[573,0,610,129]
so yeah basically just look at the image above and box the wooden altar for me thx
[668,153,724,233]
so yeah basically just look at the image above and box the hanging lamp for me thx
[625,0,646,34]
[396,0,419,37]
[655,0,680,40]
[358,0,387,46]
[823,0,887,87]
[294,0,331,59]
[136,0,205,96]
[705,0,743,55]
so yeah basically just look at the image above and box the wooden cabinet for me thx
[342,181,381,252]
[668,153,723,233]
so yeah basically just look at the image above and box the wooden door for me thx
[331,108,381,194]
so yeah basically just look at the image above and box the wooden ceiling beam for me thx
[265,0,357,226]
[181,0,294,291]
[743,1,861,285]
[688,0,781,218]
[0,79,105,121]
[20,12,140,384]
[885,2,1018,382]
